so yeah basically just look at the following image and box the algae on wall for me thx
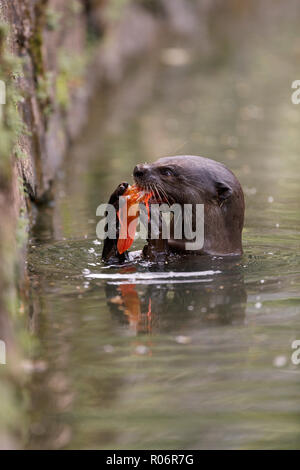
[0,18,28,449]
[0,0,96,448]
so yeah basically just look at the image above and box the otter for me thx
[102,155,244,262]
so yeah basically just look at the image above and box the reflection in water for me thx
[25,1,300,450]
[104,260,247,335]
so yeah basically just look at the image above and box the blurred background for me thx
[0,0,300,450]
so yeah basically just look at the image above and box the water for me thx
[26,6,300,449]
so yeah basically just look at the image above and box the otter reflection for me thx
[105,257,247,335]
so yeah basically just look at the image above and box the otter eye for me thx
[160,167,174,177]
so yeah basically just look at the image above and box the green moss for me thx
[29,31,44,80]
[0,20,28,288]
[16,212,28,249]
[14,144,29,161]
[36,72,54,116]
[0,22,26,186]
[29,0,48,80]
[45,7,62,31]
[56,50,88,110]
[68,0,84,15]
[56,74,70,110]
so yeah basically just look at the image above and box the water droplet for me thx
[135,345,149,355]
[175,335,192,345]
[273,356,287,368]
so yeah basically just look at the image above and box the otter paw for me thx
[108,182,129,207]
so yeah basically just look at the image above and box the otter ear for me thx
[215,182,232,205]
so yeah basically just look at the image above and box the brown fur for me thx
[133,155,245,256]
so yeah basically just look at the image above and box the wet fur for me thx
[102,155,245,261]
[133,155,245,257]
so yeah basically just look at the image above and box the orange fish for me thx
[117,185,152,254]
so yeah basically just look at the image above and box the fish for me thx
[117,184,152,254]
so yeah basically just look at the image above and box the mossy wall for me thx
[0,0,97,448]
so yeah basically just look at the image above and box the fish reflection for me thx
[105,258,247,335]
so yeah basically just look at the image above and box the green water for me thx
[26,7,300,449]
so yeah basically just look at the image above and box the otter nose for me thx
[133,164,148,179]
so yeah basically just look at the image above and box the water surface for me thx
[26,6,300,449]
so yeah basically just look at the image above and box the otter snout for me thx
[133,164,156,186]
[133,164,148,179]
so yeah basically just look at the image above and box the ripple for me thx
[85,270,221,284]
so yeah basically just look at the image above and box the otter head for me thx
[133,155,245,256]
